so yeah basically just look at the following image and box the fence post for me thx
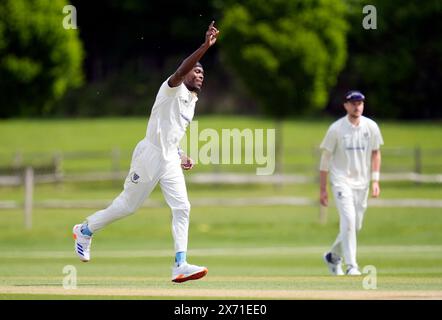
[414,146,422,184]
[24,167,34,229]
[53,151,63,183]
[319,204,328,225]
[414,146,422,174]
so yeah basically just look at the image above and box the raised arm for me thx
[168,21,219,88]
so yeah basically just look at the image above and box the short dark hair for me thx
[195,62,203,69]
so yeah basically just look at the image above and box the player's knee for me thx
[124,201,140,215]
[114,198,138,216]
[181,202,191,213]
[123,207,136,216]
[171,201,191,215]
[340,217,355,229]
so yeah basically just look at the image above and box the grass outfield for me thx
[1,180,442,203]
[2,116,442,151]
[0,116,441,299]
[1,116,442,173]
[0,206,441,299]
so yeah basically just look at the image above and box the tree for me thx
[0,0,84,117]
[337,0,442,119]
[217,0,348,117]
[54,0,218,117]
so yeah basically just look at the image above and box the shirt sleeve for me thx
[320,125,337,153]
[371,123,384,150]
[319,150,332,171]
[158,76,182,97]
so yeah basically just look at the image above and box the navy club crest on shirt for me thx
[130,172,140,184]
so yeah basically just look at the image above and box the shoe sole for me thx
[172,268,208,283]
[73,225,90,263]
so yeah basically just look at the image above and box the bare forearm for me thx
[319,150,331,191]
[319,170,329,206]
[371,150,381,173]
[169,21,219,88]
[371,150,381,197]
[175,44,209,79]
[320,170,328,191]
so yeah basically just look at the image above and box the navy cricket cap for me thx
[344,90,365,102]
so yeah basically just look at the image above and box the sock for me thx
[330,252,341,263]
[175,251,186,266]
[80,224,93,236]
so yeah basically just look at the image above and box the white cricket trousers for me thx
[330,185,369,268]
[86,138,190,253]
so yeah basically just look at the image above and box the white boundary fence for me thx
[1,168,442,229]
[1,171,442,188]
[1,146,442,228]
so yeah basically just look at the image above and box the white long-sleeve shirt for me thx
[146,77,197,162]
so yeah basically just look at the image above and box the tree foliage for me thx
[339,0,442,119]
[0,0,83,117]
[218,0,348,117]
[1,0,439,119]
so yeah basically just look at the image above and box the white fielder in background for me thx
[73,21,220,283]
[320,90,384,276]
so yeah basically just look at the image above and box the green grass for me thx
[0,205,441,299]
[1,180,442,203]
[1,116,442,173]
[1,205,441,250]
[0,116,441,299]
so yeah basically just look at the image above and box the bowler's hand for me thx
[372,181,380,198]
[180,154,194,170]
[205,21,219,47]
[320,189,328,207]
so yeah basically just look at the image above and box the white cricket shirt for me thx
[146,77,197,161]
[320,116,384,189]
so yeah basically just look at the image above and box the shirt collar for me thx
[345,115,363,129]
[182,84,198,103]
[191,91,198,102]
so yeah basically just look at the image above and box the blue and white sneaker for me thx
[172,262,208,283]
[323,252,344,276]
[73,224,92,262]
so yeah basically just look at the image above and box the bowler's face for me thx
[184,66,204,93]
[344,100,364,118]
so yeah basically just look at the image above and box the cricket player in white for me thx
[73,21,220,283]
[320,90,383,276]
